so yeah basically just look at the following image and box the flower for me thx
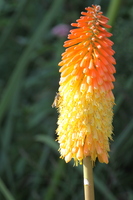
[51,24,70,37]
[54,5,116,165]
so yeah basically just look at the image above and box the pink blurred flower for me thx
[51,24,70,37]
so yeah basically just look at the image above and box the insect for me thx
[52,93,60,108]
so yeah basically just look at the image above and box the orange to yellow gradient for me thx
[54,5,116,165]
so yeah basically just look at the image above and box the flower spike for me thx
[54,5,116,165]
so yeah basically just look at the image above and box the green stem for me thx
[106,0,122,30]
[83,157,95,200]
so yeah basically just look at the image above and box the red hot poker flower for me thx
[54,5,116,165]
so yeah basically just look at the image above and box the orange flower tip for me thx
[106,32,113,37]
[65,153,72,163]
[80,83,86,92]
[96,145,103,155]
[93,80,99,90]
[88,85,93,93]
[80,57,87,68]
[83,68,88,74]
[100,49,109,57]
[96,44,101,49]
[91,37,95,42]
[83,144,90,156]
[100,55,109,65]
[97,77,103,85]
[89,59,94,69]
[58,61,64,66]
[98,153,109,164]
[91,69,97,78]
[71,23,78,27]
[99,85,105,93]
[86,76,91,84]
[76,146,83,160]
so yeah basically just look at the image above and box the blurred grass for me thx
[0,0,133,200]
[0,178,15,200]
[0,0,63,123]
[0,0,29,50]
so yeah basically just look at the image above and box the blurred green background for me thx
[0,0,133,199]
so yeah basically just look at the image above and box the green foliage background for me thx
[0,0,133,199]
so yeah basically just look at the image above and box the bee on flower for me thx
[52,93,60,108]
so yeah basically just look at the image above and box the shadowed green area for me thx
[0,0,133,199]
